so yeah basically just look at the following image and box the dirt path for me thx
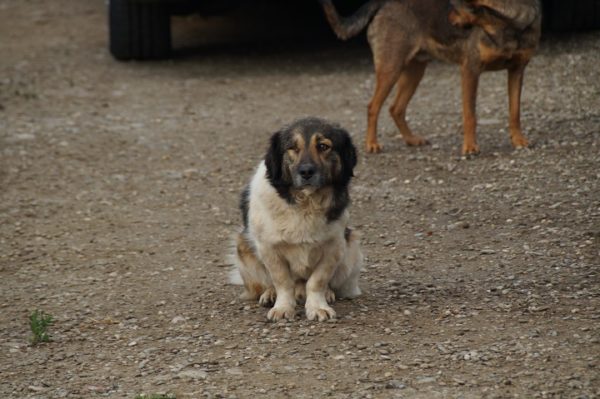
[1,1,599,398]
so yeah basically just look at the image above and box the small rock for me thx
[11,133,35,141]
[385,380,406,389]
[178,369,208,380]
[416,376,437,384]
[164,171,183,180]
[87,385,111,393]
[225,367,243,376]
[183,168,199,179]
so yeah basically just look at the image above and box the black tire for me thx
[109,0,172,60]
[543,0,600,31]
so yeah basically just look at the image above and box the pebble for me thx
[385,380,406,389]
[225,368,244,376]
[416,376,438,384]
[178,369,208,380]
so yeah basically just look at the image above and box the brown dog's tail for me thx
[318,0,385,40]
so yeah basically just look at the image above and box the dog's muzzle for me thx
[293,162,322,188]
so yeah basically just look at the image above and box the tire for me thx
[543,0,600,31]
[109,0,172,60]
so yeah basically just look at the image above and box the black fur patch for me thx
[239,185,250,230]
[326,187,350,222]
[264,130,294,203]
[344,227,352,242]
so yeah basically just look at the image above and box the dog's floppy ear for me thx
[264,130,293,202]
[326,126,356,222]
[265,130,284,183]
[338,128,358,178]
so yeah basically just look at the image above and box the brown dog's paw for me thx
[462,142,480,157]
[267,305,296,321]
[511,135,529,149]
[366,140,383,153]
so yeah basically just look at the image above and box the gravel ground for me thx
[1,1,599,398]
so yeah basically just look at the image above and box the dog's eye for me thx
[317,143,330,152]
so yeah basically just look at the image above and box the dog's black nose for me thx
[298,164,316,180]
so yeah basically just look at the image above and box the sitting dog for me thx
[230,118,363,321]
[318,0,542,155]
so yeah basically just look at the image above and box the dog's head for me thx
[449,0,540,32]
[264,117,357,202]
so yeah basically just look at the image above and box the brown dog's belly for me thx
[420,38,465,65]
[478,42,536,71]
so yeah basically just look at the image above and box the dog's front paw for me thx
[267,305,296,321]
[258,287,276,307]
[305,304,336,321]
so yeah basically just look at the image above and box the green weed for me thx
[29,309,53,345]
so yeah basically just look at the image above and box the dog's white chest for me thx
[248,163,346,246]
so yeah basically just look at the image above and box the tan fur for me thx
[231,162,363,321]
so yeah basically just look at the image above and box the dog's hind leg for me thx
[367,23,420,154]
[507,63,529,149]
[366,70,398,153]
[460,63,481,156]
[331,230,363,299]
[366,40,410,153]
[258,286,276,306]
[294,280,307,302]
[389,60,430,147]
[234,233,272,302]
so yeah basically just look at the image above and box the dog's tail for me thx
[318,0,385,40]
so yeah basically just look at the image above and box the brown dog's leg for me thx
[507,64,529,149]
[366,59,403,153]
[389,60,429,147]
[461,64,481,156]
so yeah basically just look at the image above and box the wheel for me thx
[543,0,600,31]
[109,0,172,60]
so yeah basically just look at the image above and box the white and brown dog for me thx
[230,118,363,321]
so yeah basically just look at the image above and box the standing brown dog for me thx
[319,0,541,155]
